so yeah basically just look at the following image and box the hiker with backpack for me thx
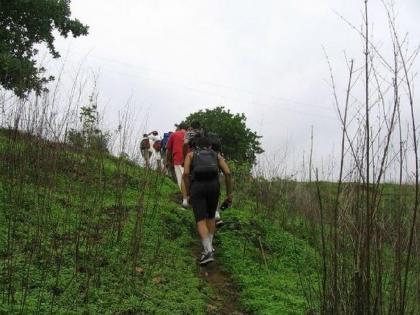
[140,133,152,168]
[149,131,162,171]
[183,121,203,161]
[161,131,177,182]
[140,131,162,170]
[183,135,233,265]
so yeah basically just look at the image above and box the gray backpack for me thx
[192,149,219,181]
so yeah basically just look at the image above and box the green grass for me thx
[0,129,323,314]
[0,130,209,314]
[216,204,319,314]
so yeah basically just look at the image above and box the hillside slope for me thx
[0,130,318,314]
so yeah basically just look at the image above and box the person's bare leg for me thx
[206,218,216,236]
[181,177,187,197]
[181,177,189,207]
[197,220,209,239]
[148,151,152,169]
[144,152,150,169]
[197,220,212,254]
[206,218,216,251]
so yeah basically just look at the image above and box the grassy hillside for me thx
[0,129,319,314]
[0,130,209,314]
[217,207,319,314]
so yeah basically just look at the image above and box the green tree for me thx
[184,106,263,164]
[0,0,88,97]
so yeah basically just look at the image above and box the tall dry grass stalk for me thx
[313,1,420,314]
[0,59,167,313]
[245,2,419,314]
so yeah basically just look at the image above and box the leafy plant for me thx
[184,106,263,164]
[0,0,88,97]
[67,95,109,153]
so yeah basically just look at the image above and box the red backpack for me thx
[153,140,162,151]
[140,138,150,150]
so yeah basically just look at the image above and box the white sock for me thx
[182,198,188,206]
[215,210,220,220]
[201,237,212,254]
[209,233,215,251]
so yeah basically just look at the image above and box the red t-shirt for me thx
[166,130,185,165]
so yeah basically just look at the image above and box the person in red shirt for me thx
[166,123,188,206]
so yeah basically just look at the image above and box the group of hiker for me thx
[141,121,233,265]
[140,131,164,170]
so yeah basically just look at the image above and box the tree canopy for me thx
[184,106,263,164]
[0,0,88,97]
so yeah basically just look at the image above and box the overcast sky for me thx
[51,0,420,178]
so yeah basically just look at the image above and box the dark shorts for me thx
[190,179,220,222]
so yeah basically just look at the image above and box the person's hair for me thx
[191,121,200,129]
[177,122,187,130]
[211,140,221,153]
[206,132,221,152]
[152,131,158,135]
[196,136,212,149]
[143,133,148,137]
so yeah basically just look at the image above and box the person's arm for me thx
[218,154,233,202]
[182,142,189,162]
[182,131,191,162]
[183,152,193,198]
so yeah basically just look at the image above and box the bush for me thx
[67,96,110,153]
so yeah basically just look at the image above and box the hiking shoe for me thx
[215,218,224,228]
[220,199,231,211]
[199,251,215,265]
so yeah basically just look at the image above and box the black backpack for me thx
[191,149,219,181]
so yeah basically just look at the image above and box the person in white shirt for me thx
[148,131,162,171]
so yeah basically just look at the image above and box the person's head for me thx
[152,131,158,136]
[143,133,148,138]
[177,122,187,130]
[196,136,212,149]
[206,132,221,152]
[210,138,221,153]
[191,121,201,130]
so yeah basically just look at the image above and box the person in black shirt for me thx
[183,136,233,265]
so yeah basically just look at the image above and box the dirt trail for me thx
[192,245,246,315]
